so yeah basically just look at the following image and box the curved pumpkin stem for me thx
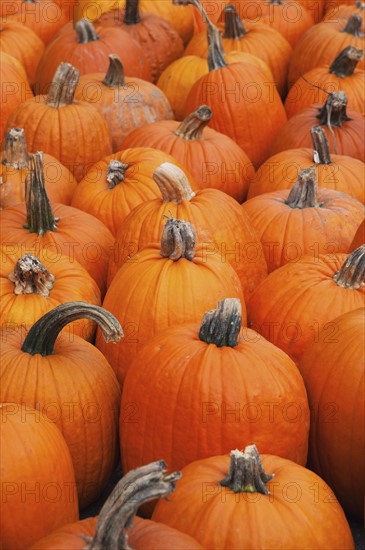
[103,55,125,87]
[83,461,182,550]
[45,62,80,108]
[75,19,100,43]
[223,4,248,39]
[21,302,123,356]
[174,105,212,140]
[199,298,242,347]
[329,46,364,78]
[8,254,55,297]
[220,445,275,494]
[153,163,196,204]
[333,245,365,290]
[160,218,196,261]
[106,160,130,189]
[124,0,141,25]
[285,166,320,209]
[342,14,363,37]
[311,126,332,165]
[316,91,351,128]
[2,128,28,169]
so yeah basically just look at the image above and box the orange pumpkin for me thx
[349,219,365,251]
[0,53,32,139]
[0,302,122,509]
[1,402,79,550]
[323,1,365,24]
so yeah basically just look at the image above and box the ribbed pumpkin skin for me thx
[0,20,44,86]
[152,453,354,549]
[0,329,121,509]
[269,104,365,162]
[0,403,79,550]
[247,148,365,204]
[184,63,287,168]
[0,55,33,139]
[247,254,365,365]
[121,120,254,202]
[97,244,245,386]
[121,324,309,476]
[349,219,365,251]
[323,2,365,24]
[31,516,203,549]
[0,203,114,295]
[300,308,365,519]
[0,248,101,341]
[242,188,365,272]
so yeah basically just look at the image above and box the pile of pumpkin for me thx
[1,0,364,548]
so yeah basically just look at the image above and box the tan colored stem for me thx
[106,160,129,189]
[223,4,248,39]
[199,299,242,347]
[153,163,196,203]
[285,166,319,209]
[174,105,212,140]
[45,62,80,108]
[2,128,28,169]
[311,126,332,165]
[220,445,275,494]
[75,19,100,43]
[160,218,196,261]
[8,254,55,297]
[329,46,364,77]
[102,55,125,87]
[333,245,365,289]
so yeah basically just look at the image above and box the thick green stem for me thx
[102,55,125,87]
[160,218,196,261]
[174,105,212,140]
[329,46,364,77]
[333,246,365,290]
[2,128,28,169]
[8,254,55,297]
[153,163,196,204]
[223,4,248,39]
[199,298,242,347]
[220,445,275,494]
[311,126,332,165]
[45,62,79,108]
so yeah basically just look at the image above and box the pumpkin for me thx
[0,152,114,295]
[31,460,203,549]
[95,0,184,82]
[108,162,267,301]
[242,165,365,272]
[0,302,122,509]
[285,46,365,117]
[96,217,245,386]
[349,219,365,251]
[0,0,69,45]
[300,307,364,520]
[121,105,255,202]
[5,63,113,182]
[0,129,77,208]
[248,125,365,203]
[121,298,310,486]
[247,246,365,365]
[74,54,174,152]
[269,91,365,162]
[152,445,354,549]
[35,18,152,92]
[288,13,365,86]
[71,149,197,236]
[190,0,223,34]
[0,20,44,86]
[0,402,79,550]
[184,2,292,96]
[323,1,365,24]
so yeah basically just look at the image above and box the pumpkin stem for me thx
[24,152,59,234]
[45,62,80,108]
[153,163,196,204]
[342,13,363,37]
[83,461,182,550]
[333,245,365,290]
[355,1,365,9]
[160,218,196,261]
[316,91,351,128]
[223,4,248,39]
[220,445,275,494]
[285,166,319,209]
[102,54,125,87]
[174,105,212,140]
[311,126,332,165]
[199,298,242,347]
[21,302,123,356]
[75,19,100,43]
[124,0,141,25]
[329,46,364,77]
[106,160,129,189]
[8,254,55,297]
[2,128,28,169]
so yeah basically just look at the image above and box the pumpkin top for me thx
[102,54,126,87]
[316,91,351,129]
[223,4,248,39]
[160,218,196,261]
[106,160,130,189]
[220,445,275,494]
[2,128,28,169]
[199,298,242,347]
[45,62,80,108]
[329,45,364,77]
[333,245,365,290]
[75,19,100,43]
[8,253,55,297]
[311,126,332,165]
[285,166,320,209]
[124,0,142,25]
[174,105,212,140]
[342,13,363,38]
[153,163,196,203]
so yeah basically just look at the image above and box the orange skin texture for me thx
[300,307,365,519]
[31,515,203,549]
[285,65,365,118]
[0,55,33,138]
[0,247,101,341]
[242,187,365,272]
[184,62,287,169]
[288,17,365,86]
[121,323,310,477]
[121,119,255,202]
[4,96,113,183]
[269,104,365,163]
[184,20,293,96]
[247,253,365,365]
[349,219,365,252]
[0,152,77,209]
[108,187,267,301]
[75,73,174,152]
[0,202,114,296]
[323,2,365,25]
[0,20,44,86]
[152,453,355,549]
[96,10,184,82]
[0,0,69,45]
[0,403,79,550]
[71,148,198,236]
[96,242,245,387]
[247,147,365,204]
[0,326,121,509]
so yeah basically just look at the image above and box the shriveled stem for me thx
[199,298,242,347]
[75,19,100,43]
[329,46,364,78]
[220,445,275,494]
[285,166,319,209]
[106,160,129,189]
[311,126,332,165]
[45,62,80,108]
[8,254,55,297]
[102,55,125,87]
[333,246,365,289]
[153,163,195,204]
[174,105,212,140]
[316,91,351,128]
[2,128,28,169]
[160,218,196,261]
[223,4,248,39]
[342,14,363,37]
